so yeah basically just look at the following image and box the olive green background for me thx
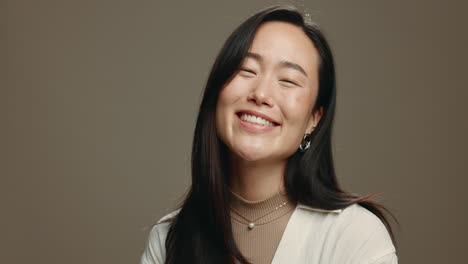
[2,0,467,263]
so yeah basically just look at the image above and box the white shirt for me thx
[140,203,398,264]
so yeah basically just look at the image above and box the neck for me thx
[228,154,287,201]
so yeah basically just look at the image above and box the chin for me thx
[232,146,273,163]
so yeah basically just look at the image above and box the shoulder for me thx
[300,203,391,238]
[140,208,181,264]
[149,208,181,242]
[150,207,181,240]
[337,203,390,231]
[297,203,397,263]
[330,204,396,263]
[156,208,181,224]
[340,204,392,238]
[299,202,387,227]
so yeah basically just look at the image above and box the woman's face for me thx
[216,21,322,163]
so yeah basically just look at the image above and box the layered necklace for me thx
[230,200,289,230]
[229,189,291,230]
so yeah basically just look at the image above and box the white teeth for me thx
[239,114,275,126]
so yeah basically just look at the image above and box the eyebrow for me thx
[245,51,308,78]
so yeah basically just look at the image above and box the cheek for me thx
[282,93,314,122]
[218,77,245,104]
[279,93,315,155]
[216,76,251,115]
[216,88,236,122]
[215,82,243,138]
[215,93,229,135]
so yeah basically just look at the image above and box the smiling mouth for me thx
[236,112,280,127]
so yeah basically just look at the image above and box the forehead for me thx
[248,21,319,74]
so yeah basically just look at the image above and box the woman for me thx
[141,5,398,264]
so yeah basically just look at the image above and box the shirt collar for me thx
[297,203,343,213]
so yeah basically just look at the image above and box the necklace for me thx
[230,201,288,230]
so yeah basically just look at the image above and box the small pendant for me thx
[248,222,255,230]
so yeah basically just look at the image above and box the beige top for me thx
[229,190,297,264]
[140,196,398,264]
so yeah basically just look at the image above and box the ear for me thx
[305,107,323,134]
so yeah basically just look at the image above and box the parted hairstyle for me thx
[161,5,397,264]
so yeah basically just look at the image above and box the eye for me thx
[240,68,256,75]
[281,79,299,86]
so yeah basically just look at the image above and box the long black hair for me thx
[162,5,397,264]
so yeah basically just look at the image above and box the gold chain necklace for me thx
[230,201,288,230]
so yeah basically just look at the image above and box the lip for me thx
[236,114,278,133]
[235,110,280,125]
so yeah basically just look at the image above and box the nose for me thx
[247,75,274,107]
